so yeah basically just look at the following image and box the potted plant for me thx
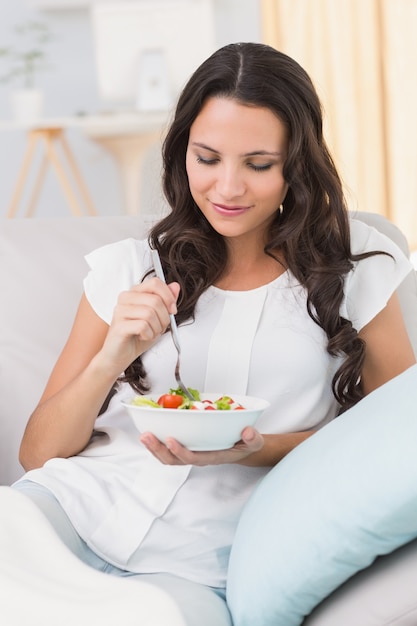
[0,20,52,122]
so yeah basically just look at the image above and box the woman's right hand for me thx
[98,277,180,378]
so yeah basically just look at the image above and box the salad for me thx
[131,387,245,411]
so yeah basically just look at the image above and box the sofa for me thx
[1,212,417,625]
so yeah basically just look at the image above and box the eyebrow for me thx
[190,142,283,158]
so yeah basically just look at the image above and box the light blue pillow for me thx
[227,364,417,626]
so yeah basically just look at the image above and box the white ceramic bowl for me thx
[122,393,270,451]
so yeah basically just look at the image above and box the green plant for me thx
[0,20,52,89]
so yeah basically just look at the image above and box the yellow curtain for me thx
[260,0,417,249]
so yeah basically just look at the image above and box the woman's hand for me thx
[98,277,180,377]
[139,426,264,466]
[140,428,315,467]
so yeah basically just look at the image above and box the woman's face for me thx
[186,97,289,245]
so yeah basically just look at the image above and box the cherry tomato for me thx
[157,394,184,409]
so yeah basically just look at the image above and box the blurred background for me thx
[0,0,416,252]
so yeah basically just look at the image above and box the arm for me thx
[141,293,416,468]
[19,279,180,471]
[358,291,415,394]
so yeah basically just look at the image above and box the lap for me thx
[11,481,232,626]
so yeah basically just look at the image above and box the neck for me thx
[215,243,286,291]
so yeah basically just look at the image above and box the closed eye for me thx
[196,157,274,171]
[196,156,218,165]
[248,163,273,172]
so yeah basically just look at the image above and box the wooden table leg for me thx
[61,134,97,215]
[6,131,40,218]
[43,129,84,216]
[25,152,49,217]
[7,127,98,218]
[90,132,160,215]
[59,133,97,216]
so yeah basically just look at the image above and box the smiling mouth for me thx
[211,202,251,215]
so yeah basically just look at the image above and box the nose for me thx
[215,164,246,200]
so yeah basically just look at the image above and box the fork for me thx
[151,249,194,401]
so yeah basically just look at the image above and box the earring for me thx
[278,203,284,214]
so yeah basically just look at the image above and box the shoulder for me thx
[348,215,412,281]
[343,217,413,331]
[350,212,410,256]
[83,238,152,324]
[85,237,151,274]
[349,215,409,259]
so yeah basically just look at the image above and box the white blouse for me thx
[20,219,412,588]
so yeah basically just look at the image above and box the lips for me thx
[211,202,251,216]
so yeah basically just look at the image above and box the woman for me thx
[13,42,415,621]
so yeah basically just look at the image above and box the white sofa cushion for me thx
[0,216,144,485]
[304,536,417,625]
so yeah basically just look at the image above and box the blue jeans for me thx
[12,480,232,626]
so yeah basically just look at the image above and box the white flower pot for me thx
[10,89,44,123]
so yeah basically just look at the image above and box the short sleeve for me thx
[342,219,413,331]
[83,238,151,324]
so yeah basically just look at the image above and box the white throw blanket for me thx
[0,487,186,626]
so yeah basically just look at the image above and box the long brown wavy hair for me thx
[121,42,382,410]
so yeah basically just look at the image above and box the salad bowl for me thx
[122,392,270,451]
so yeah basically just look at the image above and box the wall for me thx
[0,0,261,219]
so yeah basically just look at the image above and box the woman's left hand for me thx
[139,427,264,466]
